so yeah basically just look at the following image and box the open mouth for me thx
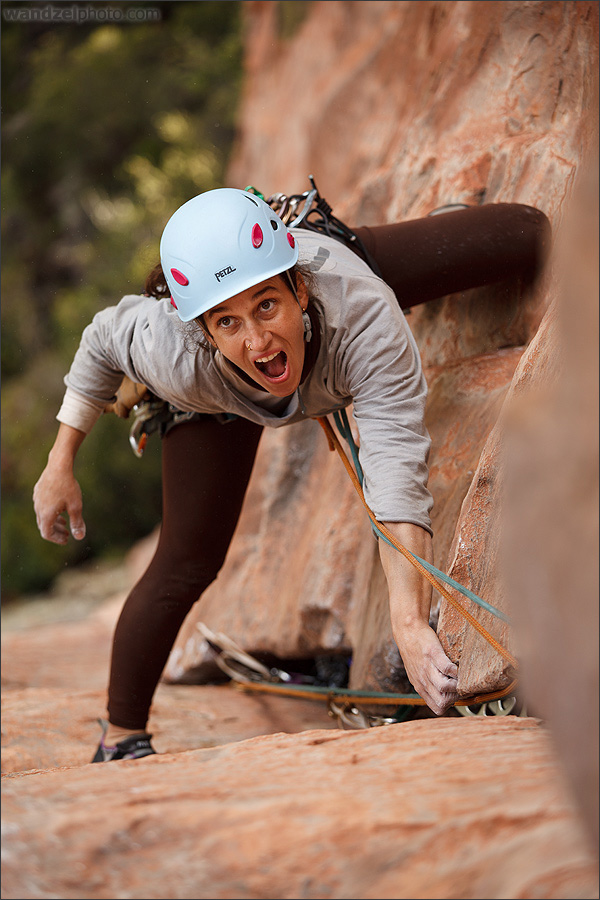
[254,350,289,381]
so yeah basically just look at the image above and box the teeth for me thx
[255,352,279,363]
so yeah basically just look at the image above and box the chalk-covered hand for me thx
[33,424,88,545]
[394,622,458,715]
[33,464,86,545]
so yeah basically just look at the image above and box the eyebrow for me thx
[206,285,279,321]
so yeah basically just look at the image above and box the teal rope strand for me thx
[332,409,511,625]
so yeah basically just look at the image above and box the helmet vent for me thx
[270,219,279,230]
[252,223,264,248]
[170,268,189,286]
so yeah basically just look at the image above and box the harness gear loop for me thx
[315,415,518,672]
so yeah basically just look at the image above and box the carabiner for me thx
[287,188,318,228]
[128,399,168,457]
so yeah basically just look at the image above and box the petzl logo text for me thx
[215,266,237,282]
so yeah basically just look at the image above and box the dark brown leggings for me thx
[107,203,550,730]
[107,415,263,728]
[353,202,550,308]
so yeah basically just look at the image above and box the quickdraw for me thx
[246,175,383,278]
[128,399,200,457]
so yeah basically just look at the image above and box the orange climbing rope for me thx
[220,415,520,716]
[315,415,519,673]
[235,679,518,707]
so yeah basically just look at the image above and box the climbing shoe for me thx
[91,719,156,763]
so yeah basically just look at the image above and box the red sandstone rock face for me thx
[183,0,598,855]
[167,0,597,703]
[3,576,598,899]
[161,3,598,848]
[2,718,598,900]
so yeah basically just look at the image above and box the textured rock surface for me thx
[0,682,340,775]
[501,145,600,850]
[437,302,561,697]
[1,559,338,776]
[2,718,598,900]
[3,573,598,899]
[348,346,524,692]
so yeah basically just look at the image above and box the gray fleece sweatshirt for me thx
[58,231,433,531]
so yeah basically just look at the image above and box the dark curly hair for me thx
[144,263,170,299]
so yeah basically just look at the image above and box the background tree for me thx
[1,1,244,598]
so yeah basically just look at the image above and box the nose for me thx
[244,322,271,352]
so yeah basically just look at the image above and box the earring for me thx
[302,309,312,343]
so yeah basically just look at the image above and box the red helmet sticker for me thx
[170,268,189,286]
[252,223,263,248]
[287,233,295,249]
[170,297,178,309]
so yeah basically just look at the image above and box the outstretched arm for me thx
[33,423,87,545]
[379,521,458,715]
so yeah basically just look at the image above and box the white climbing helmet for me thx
[160,188,299,322]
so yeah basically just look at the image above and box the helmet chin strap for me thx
[285,269,312,343]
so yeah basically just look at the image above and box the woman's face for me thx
[203,273,309,397]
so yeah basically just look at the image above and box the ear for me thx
[196,316,217,348]
[295,272,309,311]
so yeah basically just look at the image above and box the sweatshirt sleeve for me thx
[56,386,106,434]
[339,278,433,533]
[62,294,160,405]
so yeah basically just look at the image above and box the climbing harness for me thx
[246,175,383,278]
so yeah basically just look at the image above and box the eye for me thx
[217,315,233,329]
[259,298,275,313]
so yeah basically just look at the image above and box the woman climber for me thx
[33,185,550,761]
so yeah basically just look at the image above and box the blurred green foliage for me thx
[1,1,244,598]
[277,1,313,40]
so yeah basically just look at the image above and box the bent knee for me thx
[140,555,223,602]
